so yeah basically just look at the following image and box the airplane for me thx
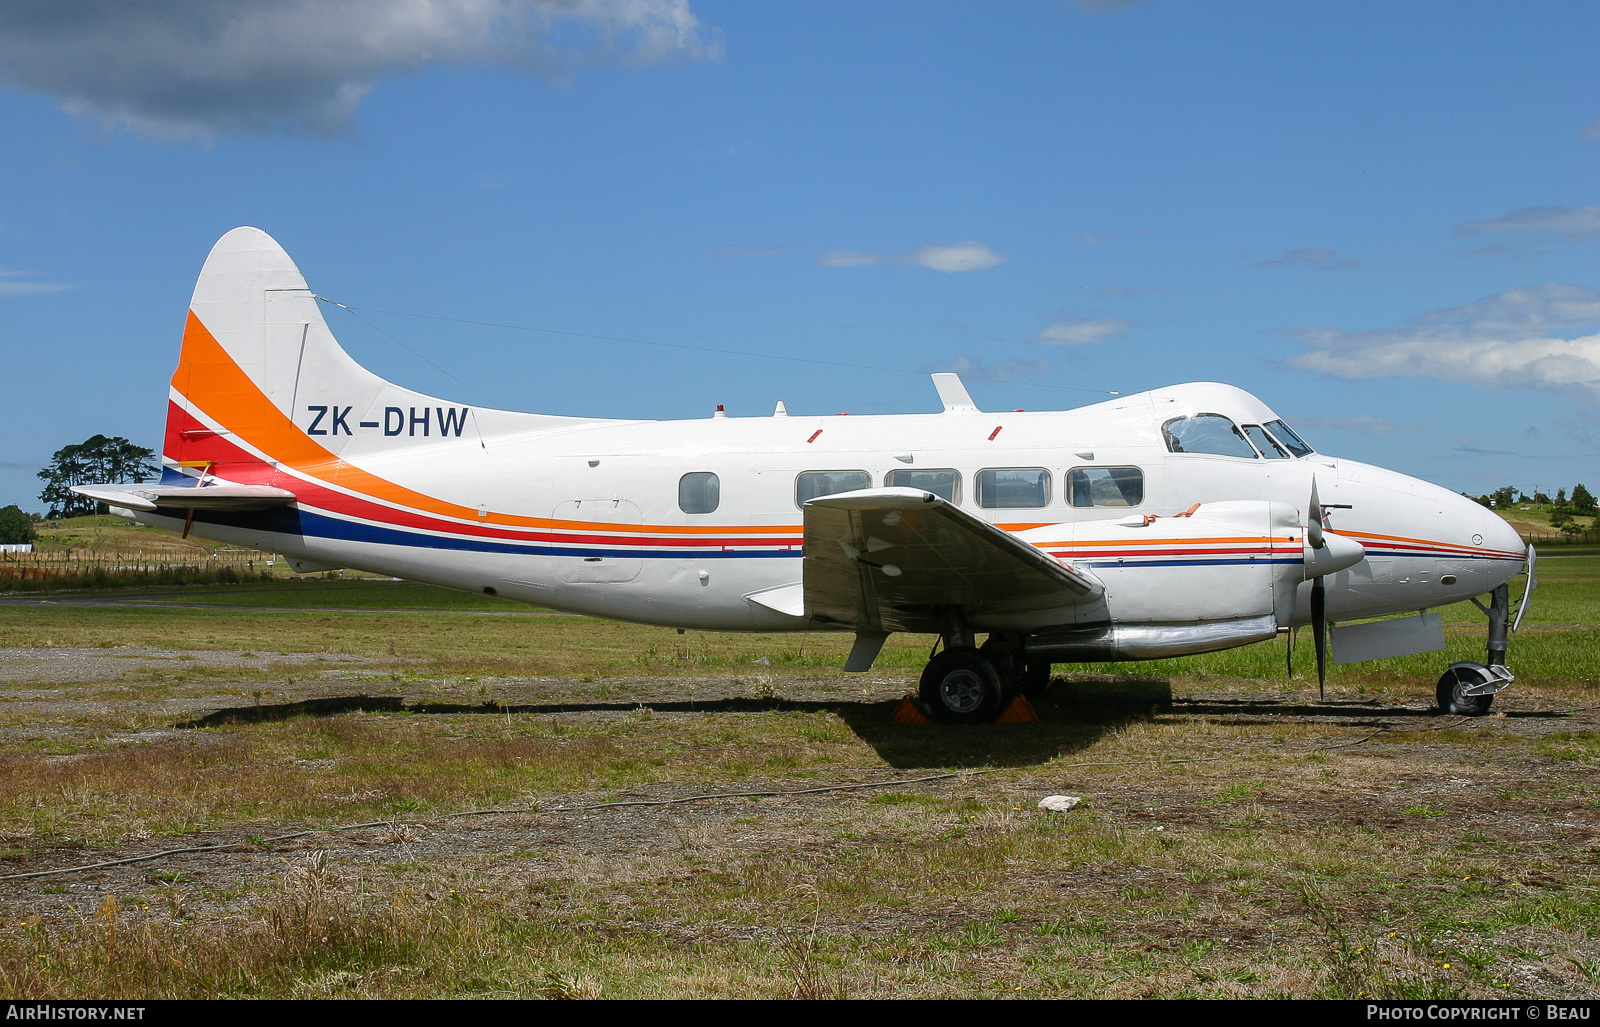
[76,227,1535,724]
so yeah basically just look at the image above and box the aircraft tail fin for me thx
[163,227,599,479]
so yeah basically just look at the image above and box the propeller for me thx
[1310,478,1327,700]
[1300,478,1365,702]
[1311,574,1327,700]
[1307,478,1325,551]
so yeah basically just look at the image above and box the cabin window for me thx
[1263,419,1315,457]
[1242,424,1289,459]
[1162,414,1258,458]
[678,472,720,514]
[1067,466,1144,507]
[796,470,871,507]
[976,468,1051,509]
[886,468,961,504]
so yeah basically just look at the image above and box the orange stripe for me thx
[1341,528,1519,556]
[173,311,799,535]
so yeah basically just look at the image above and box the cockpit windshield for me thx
[1242,424,1288,459]
[1262,419,1314,457]
[1162,414,1258,458]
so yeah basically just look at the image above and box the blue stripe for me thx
[178,505,801,560]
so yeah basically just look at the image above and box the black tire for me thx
[1016,661,1052,700]
[919,647,1006,724]
[1436,666,1494,717]
[977,641,1053,700]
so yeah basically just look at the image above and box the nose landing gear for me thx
[1436,581,1517,716]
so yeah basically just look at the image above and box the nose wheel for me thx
[1436,665,1497,717]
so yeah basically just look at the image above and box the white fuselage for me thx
[145,381,1526,640]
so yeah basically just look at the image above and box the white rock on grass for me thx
[1037,795,1081,812]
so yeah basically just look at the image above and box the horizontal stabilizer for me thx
[71,482,297,513]
[803,487,1101,633]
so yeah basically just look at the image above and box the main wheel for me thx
[978,641,1053,700]
[919,647,1006,724]
[1436,666,1494,717]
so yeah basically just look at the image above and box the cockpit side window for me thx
[1263,419,1315,457]
[1242,424,1288,459]
[1161,414,1258,458]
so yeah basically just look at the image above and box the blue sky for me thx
[2,0,1599,510]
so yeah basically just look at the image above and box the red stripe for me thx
[163,402,803,550]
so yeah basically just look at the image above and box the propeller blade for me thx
[1311,577,1327,700]
[1286,625,1295,679]
[1308,478,1325,550]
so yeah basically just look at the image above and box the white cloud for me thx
[1457,206,1600,242]
[819,242,1004,273]
[930,355,1049,381]
[0,268,70,296]
[1248,248,1358,271]
[1283,283,1600,405]
[0,1,722,137]
[1032,317,1134,346]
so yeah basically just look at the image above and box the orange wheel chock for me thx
[889,696,934,725]
[994,694,1038,724]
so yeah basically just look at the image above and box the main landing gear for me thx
[1436,582,1517,717]
[918,611,1051,724]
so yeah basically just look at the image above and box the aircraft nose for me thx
[1464,494,1527,560]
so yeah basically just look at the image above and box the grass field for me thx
[0,532,1595,998]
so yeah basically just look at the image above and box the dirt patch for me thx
[0,646,1596,998]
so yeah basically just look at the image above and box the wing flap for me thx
[72,483,297,512]
[803,487,1101,632]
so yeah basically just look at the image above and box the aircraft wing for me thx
[71,483,297,512]
[803,487,1101,633]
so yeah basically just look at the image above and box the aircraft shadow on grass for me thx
[174,675,1572,770]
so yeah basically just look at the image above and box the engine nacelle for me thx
[1014,501,1363,661]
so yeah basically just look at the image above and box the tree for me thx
[1572,483,1597,515]
[0,505,33,545]
[1489,485,1518,509]
[37,435,157,518]
[1533,492,1551,506]
[1556,487,1567,505]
